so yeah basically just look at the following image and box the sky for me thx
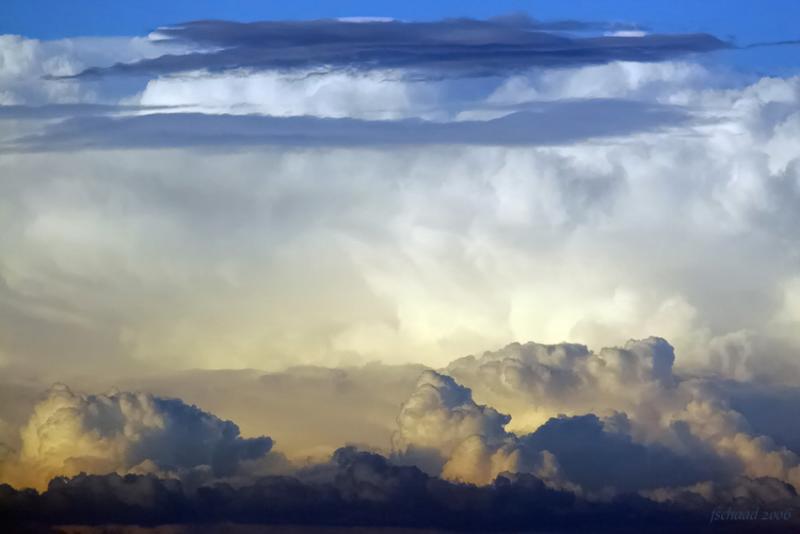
[3,0,800,74]
[2,2,800,531]
[2,0,798,39]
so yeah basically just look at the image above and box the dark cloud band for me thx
[3,99,689,151]
[0,448,761,532]
[64,17,728,80]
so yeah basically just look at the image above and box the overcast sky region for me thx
[2,1,800,532]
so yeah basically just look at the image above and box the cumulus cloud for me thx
[391,363,715,493]
[392,370,519,479]
[2,14,800,380]
[445,337,679,433]
[3,64,800,376]
[420,337,800,502]
[0,116,795,375]
[1,355,800,528]
[0,384,275,490]
[0,362,429,473]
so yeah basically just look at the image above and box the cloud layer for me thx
[69,17,726,80]
[1,17,799,379]
[0,451,724,532]
[4,99,689,151]
[3,72,800,374]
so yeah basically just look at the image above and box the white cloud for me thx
[486,61,713,105]
[2,70,800,373]
[0,34,189,105]
[392,370,561,486]
[392,370,512,459]
[1,32,800,383]
[137,69,444,119]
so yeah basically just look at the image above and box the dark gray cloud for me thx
[65,17,728,80]
[720,381,800,456]
[3,99,689,151]
[3,448,780,532]
[519,413,727,493]
[0,104,173,120]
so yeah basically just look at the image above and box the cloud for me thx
[647,475,799,509]
[431,337,800,498]
[485,60,716,104]
[137,69,440,119]
[2,21,800,379]
[0,34,188,105]
[2,67,800,374]
[2,99,690,152]
[0,449,745,532]
[392,370,519,479]
[518,413,721,494]
[1,366,800,528]
[66,18,727,80]
[0,362,428,473]
[0,384,275,490]
[391,363,718,493]
[444,337,680,433]
[2,11,800,531]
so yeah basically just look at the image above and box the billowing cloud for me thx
[0,362,426,471]
[392,370,520,480]
[2,5,800,384]
[391,362,716,493]
[422,338,800,500]
[1,358,800,529]
[2,67,800,376]
[0,384,275,490]
[444,337,680,433]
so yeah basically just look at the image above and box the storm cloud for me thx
[2,7,800,532]
[0,450,722,532]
